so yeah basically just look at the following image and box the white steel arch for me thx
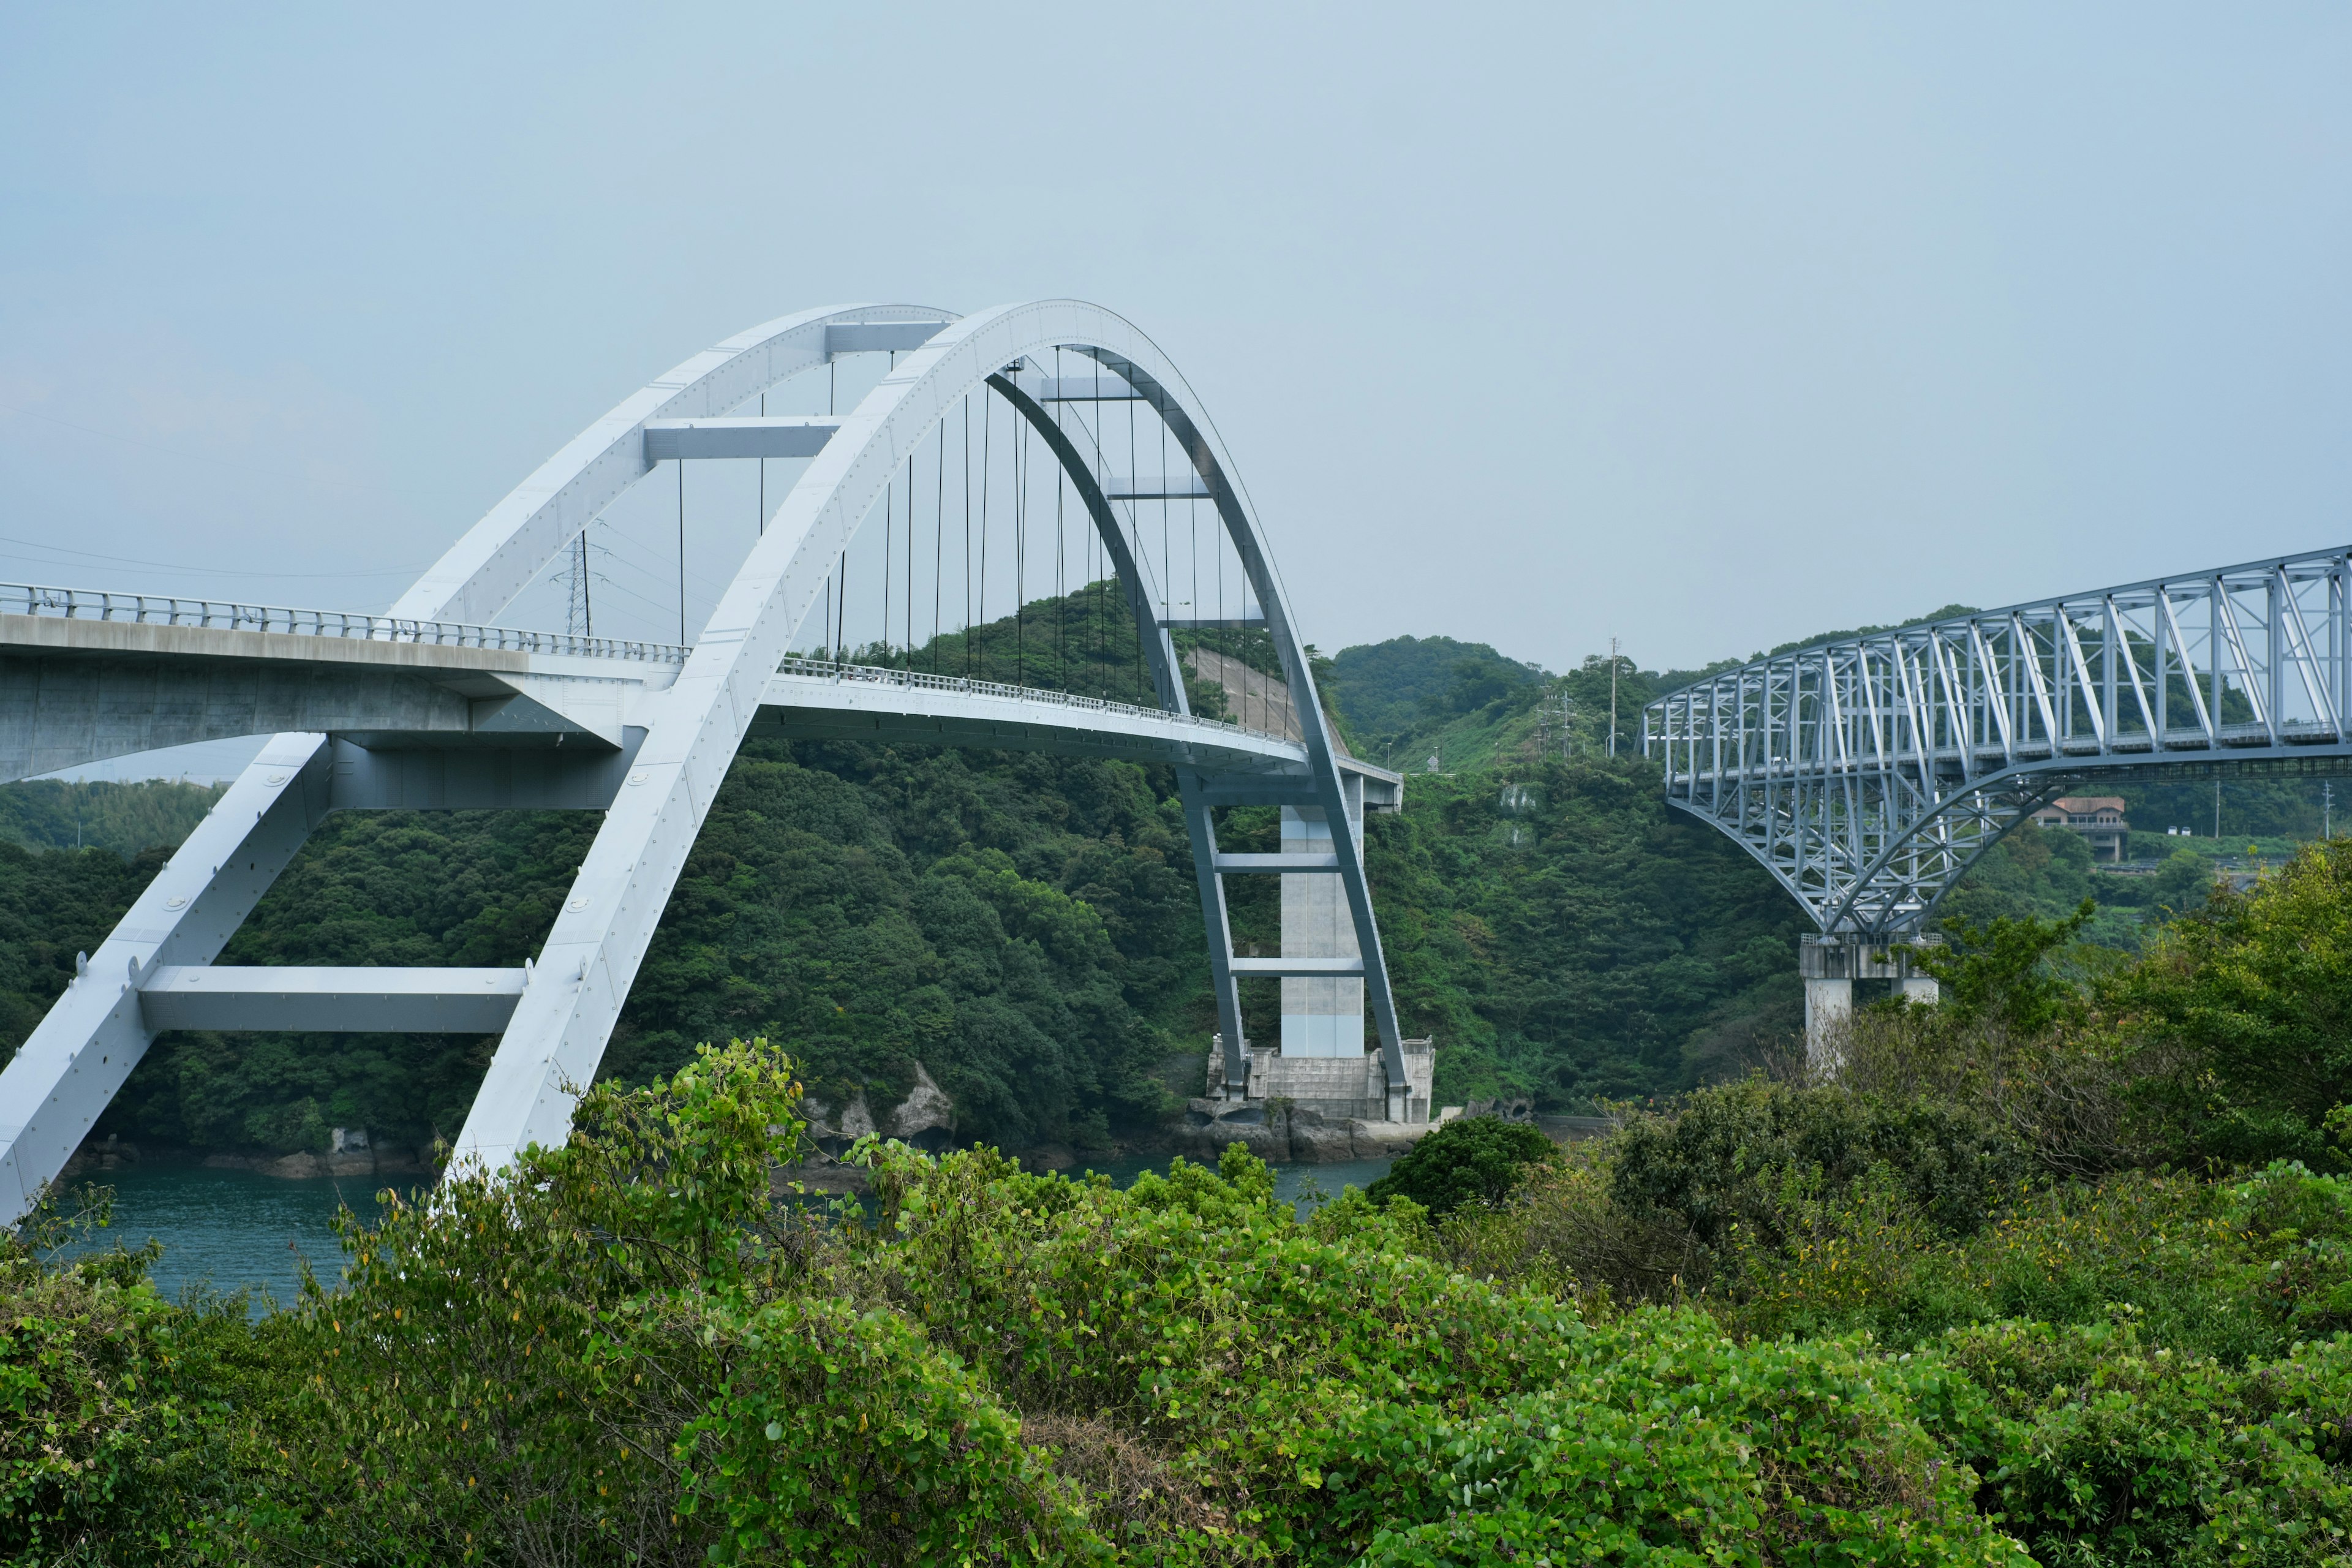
[2,298,1409,1220]
[450,299,1404,1166]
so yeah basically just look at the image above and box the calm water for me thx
[59,1152,1390,1311]
[58,1164,407,1311]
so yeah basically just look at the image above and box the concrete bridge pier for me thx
[1800,933,1942,1074]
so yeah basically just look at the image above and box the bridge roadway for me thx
[0,592,1328,799]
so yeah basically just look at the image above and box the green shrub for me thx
[1610,1078,2029,1253]
[1366,1115,1555,1218]
[1943,1317,2352,1566]
[683,1296,1096,1566]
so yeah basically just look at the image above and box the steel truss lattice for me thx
[1643,547,2352,936]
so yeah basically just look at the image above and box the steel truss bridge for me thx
[1643,546,2352,938]
[0,301,1406,1224]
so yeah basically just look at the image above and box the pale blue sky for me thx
[4,2,2348,700]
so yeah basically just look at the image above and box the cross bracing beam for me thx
[824,320,951,356]
[1643,545,2352,937]
[1104,475,1213,500]
[1230,956,1366,977]
[140,967,527,1033]
[641,417,842,461]
[0,301,1418,1224]
[1216,853,1342,872]
[1003,372,1144,402]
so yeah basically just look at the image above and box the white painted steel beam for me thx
[0,736,333,1224]
[756,661,1305,775]
[394,305,957,627]
[825,320,951,356]
[1230,956,1366,977]
[1216,853,1341,872]
[140,967,526,1034]
[643,417,842,462]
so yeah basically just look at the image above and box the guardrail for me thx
[0,581,688,665]
[772,656,1293,743]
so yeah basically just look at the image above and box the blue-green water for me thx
[59,1153,1390,1311]
[59,1165,407,1310]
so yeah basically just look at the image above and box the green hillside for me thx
[10,592,2345,1163]
[0,778,224,856]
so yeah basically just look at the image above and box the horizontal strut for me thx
[825,320,950,356]
[139,966,527,1034]
[644,417,842,462]
[1215,853,1341,872]
[1228,956,1366,978]
[1105,475,1212,500]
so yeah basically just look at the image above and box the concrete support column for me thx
[1798,932,1944,1079]
[1280,805,1365,1057]
[1803,977,1852,1076]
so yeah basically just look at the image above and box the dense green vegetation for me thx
[0,778,221,856]
[24,848,2352,1561]
[1,601,2343,1160]
[0,600,1815,1159]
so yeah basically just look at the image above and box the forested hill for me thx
[12,596,2332,1167]
[0,778,223,856]
[0,587,1807,1166]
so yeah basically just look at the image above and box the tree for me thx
[1367,1114,1555,1217]
[2106,840,2352,1166]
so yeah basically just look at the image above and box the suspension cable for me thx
[933,418,944,674]
[1129,373,1141,705]
[1055,361,1066,691]
[963,397,973,676]
[979,390,992,676]
[1015,406,1027,687]
[905,453,915,673]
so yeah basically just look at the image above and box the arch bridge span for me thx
[0,301,1413,1224]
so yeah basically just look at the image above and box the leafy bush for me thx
[2107,839,2352,1166]
[1609,1077,2029,1253]
[33,1033,2352,1561]
[1365,1114,1555,1218]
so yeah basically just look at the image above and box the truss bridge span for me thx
[0,301,1411,1224]
[1643,546,2352,1029]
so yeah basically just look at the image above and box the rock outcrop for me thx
[1171,1099,1436,1164]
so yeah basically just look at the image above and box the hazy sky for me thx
[5,3,2349,685]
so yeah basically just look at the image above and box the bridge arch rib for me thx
[455,299,1406,1166]
[0,301,1406,1218]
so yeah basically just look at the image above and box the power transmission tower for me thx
[1607,636,1621,759]
[564,532,592,638]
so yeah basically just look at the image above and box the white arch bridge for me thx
[0,301,1413,1224]
[1642,549,2352,1011]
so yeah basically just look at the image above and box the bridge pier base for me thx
[1800,934,1943,1076]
